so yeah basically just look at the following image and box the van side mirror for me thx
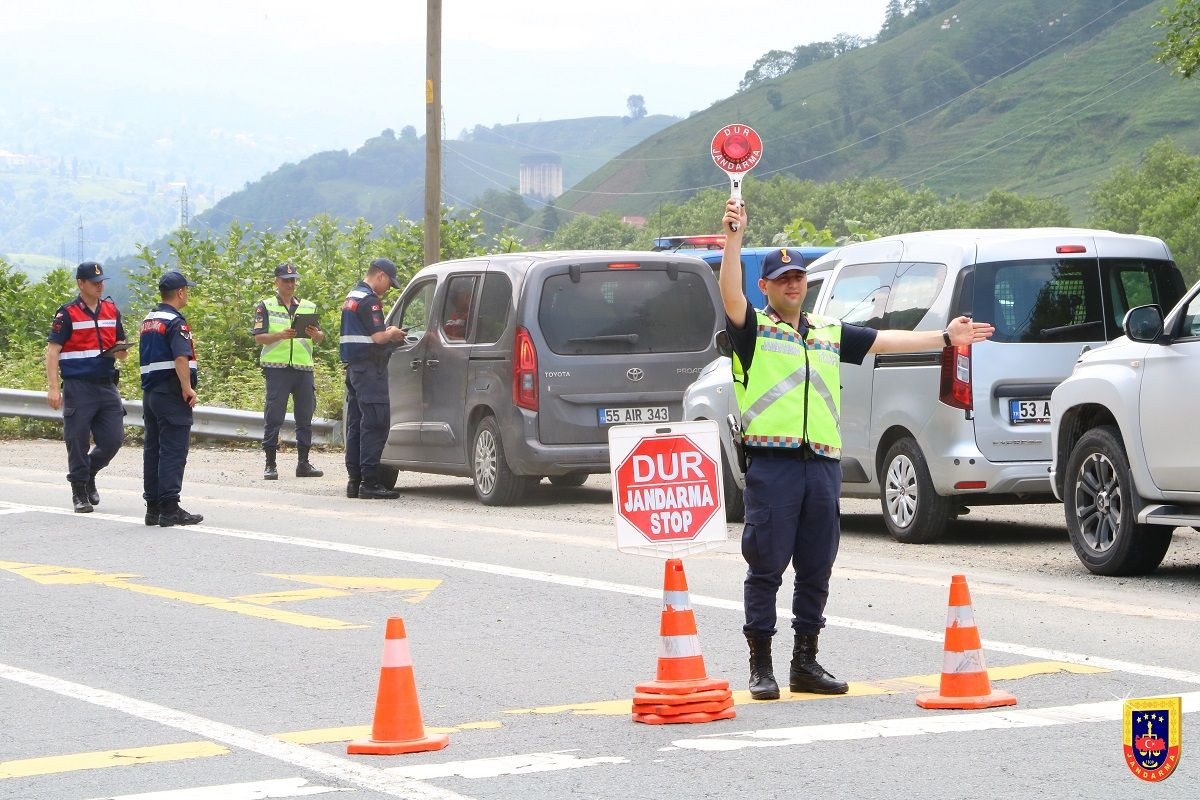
[715,329,733,357]
[1123,305,1163,342]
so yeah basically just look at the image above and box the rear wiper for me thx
[1039,320,1102,337]
[567,334,640,344]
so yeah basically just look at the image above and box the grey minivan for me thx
[376,251,722,504]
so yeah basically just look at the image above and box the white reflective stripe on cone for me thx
[59,349,102,360]
[139,360,197,374]
[658,634,703,659]
[381,638,413,668]
[662,591,691,610]
[339,335,374,344]
[942,649,987,675]
[945,605,976,628]
[96,319,118,327]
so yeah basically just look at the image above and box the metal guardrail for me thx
[0,388,342,446]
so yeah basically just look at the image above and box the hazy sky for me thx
[1,0,888,148]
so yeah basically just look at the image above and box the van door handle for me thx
[410,358,423,370]
[425,359,440,369]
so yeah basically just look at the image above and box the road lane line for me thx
[0,508,27,515]
[5,500,1200,686]
[668,691,1200,752]
[84,777,353,799]
[0,742,229,779]
[0,663,472,800]
[385,751,627,779]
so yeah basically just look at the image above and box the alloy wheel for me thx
[1074,451,1122,553]
[474,428,498,496]
[885,454,918,529]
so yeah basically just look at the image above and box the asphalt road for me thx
[2,438,1199,800]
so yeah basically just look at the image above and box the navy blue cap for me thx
[76,261,105,282]
[760,248,808,281]
[158,270,196,291]
[369,257,403,290]
[274,262,300,279]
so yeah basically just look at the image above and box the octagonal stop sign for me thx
[608,421,726,558]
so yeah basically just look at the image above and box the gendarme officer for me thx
[719,198,995,700]
[44,261,128,512]
[139,270,204,527]
[251,261,325,480]
[340,257,407,500]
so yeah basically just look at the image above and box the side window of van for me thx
[397,280,435,339]
[824,262,897,330]
[884,262,947,331]
[474,273,512,344]
[441,275,478,342]
[802,272,829,314]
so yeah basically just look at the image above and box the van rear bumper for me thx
[504,410,610,475]
[928,453,1053,496]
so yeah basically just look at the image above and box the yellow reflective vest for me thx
[259,297,316,369]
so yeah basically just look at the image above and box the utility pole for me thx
[424,0,442,266]
[180,186,190,229]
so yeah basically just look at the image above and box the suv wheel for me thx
[1064,426,1171,575]
[880,438,953,543]
[549,472,588,488]
[471,417,531,506]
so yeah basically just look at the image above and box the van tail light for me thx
[513,326,538,411]
[939,344,972,410]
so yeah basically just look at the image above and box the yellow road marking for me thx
[0,742,228,779]
[506,661,1110,716]
[275,720,501,745]
[258,574,442,605]
[235,588,350,605]
[0,561,364,630]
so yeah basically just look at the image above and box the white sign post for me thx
[608,420,727,558]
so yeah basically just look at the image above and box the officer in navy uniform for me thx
[251,261,325,480]
[44,261,128,513]
[340,257,407,499]
[139,270,204,527]
[719,198,995,700]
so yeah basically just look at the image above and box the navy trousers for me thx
[143,388,193,504]
[61,378,124,483]
[262,367,316,451]
[343,362,389,482]
[741,452,842,636]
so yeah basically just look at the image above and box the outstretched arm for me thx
[869,315,995,353]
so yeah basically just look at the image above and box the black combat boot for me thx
[346,474,360,498]
[158,502,204,527]
[789,633,848,695]
[357,480,400,500]
[85,472,100,506]
[295,447,323,478]
[71,482,93,513]
[145,501,160,526]
[263,449,278,481]
[746,633,780,700]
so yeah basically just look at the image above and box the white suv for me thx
[1050,278,1200,575]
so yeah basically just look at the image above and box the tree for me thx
[400,125,418,141]
[626,94,647,120]
[739,49,795,91]
[766,89,783,111]
[1155,0,1200,78]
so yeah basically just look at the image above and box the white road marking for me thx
[0,663,470,800]
[85,777,354,799]
[5,500,1200,686]
[670,692,1200,752]
[0,508,28,515]
[386,751,628,779]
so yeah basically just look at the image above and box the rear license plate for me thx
[598,406,669,425]
[1008,399,1051,425]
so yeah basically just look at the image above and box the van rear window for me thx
[972,258,1182,343]
[538,269,715,354]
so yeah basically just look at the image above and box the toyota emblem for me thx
[626,368,644,382]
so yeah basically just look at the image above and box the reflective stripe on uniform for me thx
[59,349,102,360]
[140,359,197,374]
[740,360,839,430]
[145,311,178,321]
[339,335,374,344]
[347,290,370,299]
[95,319,118,328]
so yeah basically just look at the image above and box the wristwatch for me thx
[941,329,952,347]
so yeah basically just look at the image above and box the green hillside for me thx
[561,0,1199,222]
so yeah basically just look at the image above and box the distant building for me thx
[621,216,647,228]
[519,154,563,200]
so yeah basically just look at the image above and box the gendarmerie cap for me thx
[76,261,105,282]
[760,248,808,281]
[158,270,196,290]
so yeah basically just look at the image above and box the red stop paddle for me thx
[711,124,763,232]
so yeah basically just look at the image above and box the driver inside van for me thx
[443,286,471,341]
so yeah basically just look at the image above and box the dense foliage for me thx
[1155,0,1200,77]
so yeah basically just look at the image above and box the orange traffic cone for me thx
[916,575,1016,710]
[348,618,450,754]
[632,559,733,725]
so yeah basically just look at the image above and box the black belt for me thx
[747,446,816,461]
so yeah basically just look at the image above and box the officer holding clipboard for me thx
[251,262,325,480]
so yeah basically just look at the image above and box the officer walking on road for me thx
[139,270,204,527]
[251,262,325,480]
[719,198,994,700]
[44,261,128,513]
[340,257,407,500]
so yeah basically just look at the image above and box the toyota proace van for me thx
[377,251,722,505]
[684,229,1185,539]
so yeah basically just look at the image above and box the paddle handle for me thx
[728,175,742,232]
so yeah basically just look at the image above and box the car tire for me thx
[471,416,531,506]
[721,450,745,523]
[549,472,588,488]
[880,438,954,544]
[1063,425,1172,576]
